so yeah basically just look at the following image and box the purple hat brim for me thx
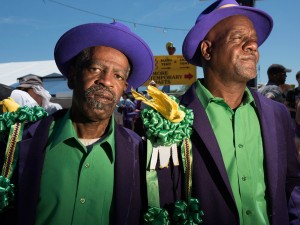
[182,6,273,67]
[54,23,154,89]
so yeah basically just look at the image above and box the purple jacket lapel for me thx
[251,90,279,210]
[113,125,142,224]
[18,116,52,225]
[180,84,235,202]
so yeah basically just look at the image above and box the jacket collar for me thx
[180,83,234,199]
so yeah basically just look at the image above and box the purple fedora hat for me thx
[182,0,273,67]
[54,22,154,89]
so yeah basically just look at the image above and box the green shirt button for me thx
[80,198,86,204]
[85,163,90,168]
[246,210,252,215]
[242,176,247,181]
[238,144,243,148]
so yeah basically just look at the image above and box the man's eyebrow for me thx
[88,60,129,75]
[113,68,129,75]
[88,60,104,66]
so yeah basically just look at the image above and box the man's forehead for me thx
[217,15,253,28]
[208,15,255,36]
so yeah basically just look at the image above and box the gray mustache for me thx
[85,85,117,104]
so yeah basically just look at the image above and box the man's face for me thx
[203,15,259,83]
[26,88,43,106]
[275,72,287,85]
[71,46,129,122]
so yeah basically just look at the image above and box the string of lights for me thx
[44,0,190,32]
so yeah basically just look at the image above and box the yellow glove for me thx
[0,97,20,113]
[131,86,185,123]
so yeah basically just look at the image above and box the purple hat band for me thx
[182,0,273,67]
[54,22,154,89]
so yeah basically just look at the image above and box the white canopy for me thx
[0,60,60,86]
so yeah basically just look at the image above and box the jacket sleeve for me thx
[283,103,300,224]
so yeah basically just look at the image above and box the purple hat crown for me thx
[54,21,154,89]
[182,0,273,67]
[196,0,238,22]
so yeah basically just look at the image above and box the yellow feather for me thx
[131,86,185,123]
[0,97,20,113]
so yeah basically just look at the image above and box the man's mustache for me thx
[85,84,117,104]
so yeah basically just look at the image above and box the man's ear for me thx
[200,40,212,61]
[67,67,76,90]
[67,79,74,90]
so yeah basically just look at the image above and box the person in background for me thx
[286,71,300,120]
[10,74,62,114]
[118,92,136,129]
[258,64,291,103]
[156,0,300,224]
[0,21,154,225]
[114,97,124,125]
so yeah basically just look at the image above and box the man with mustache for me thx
[0,22,154,225]
[155,0,300,224]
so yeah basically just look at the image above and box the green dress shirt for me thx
[195,80,269,225]
[35,110,115,225]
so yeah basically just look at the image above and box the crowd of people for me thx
[258,64,300,160]
[1,0,300,224]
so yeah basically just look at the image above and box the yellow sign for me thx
[144,55,196,86]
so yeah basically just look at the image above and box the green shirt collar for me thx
[49,110,115,163]
[195,78,255,109]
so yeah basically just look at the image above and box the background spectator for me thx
[258,64,291,103]
[10,74,62,114]
[286,71,300,119]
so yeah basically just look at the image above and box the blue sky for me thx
[0,0,299,86]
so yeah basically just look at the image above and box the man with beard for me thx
[155,0,300,224]
[0,22,154,225]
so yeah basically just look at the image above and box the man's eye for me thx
[232,35,242,40]
[88,67,102,73]
[115,74,125,81]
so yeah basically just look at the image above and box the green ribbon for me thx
[172,198,204,225]
[0,105,48,136]
[0,105,48,212]
[141,99,193,146]
[146,139,160,208]
[144,207,170,225]
[0,176,15,213]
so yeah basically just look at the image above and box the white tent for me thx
[0,60,60,86]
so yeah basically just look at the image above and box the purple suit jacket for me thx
[0,109,145,225]
[158,82,300,225]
